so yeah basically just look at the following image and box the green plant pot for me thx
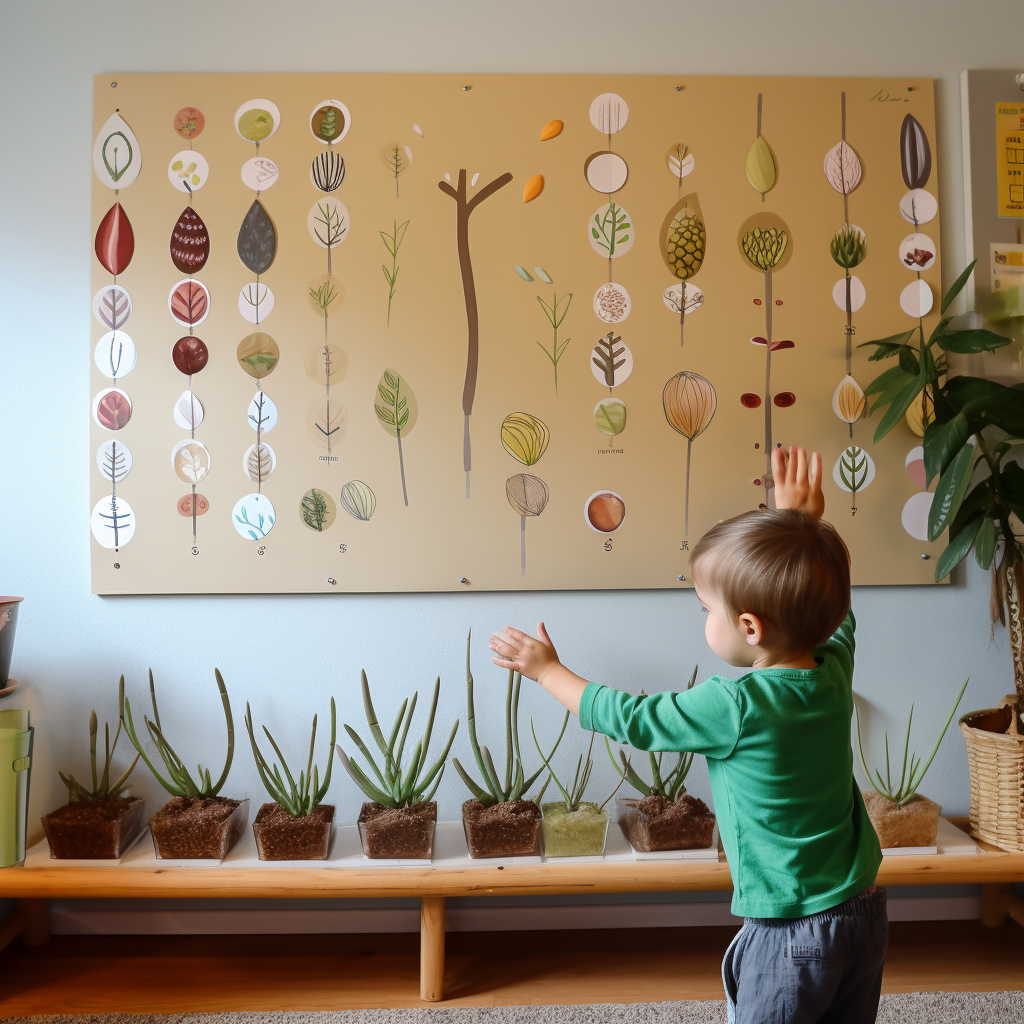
[0,709,32,867]
[541,801,609,858]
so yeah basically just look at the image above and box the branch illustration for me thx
[380,220,409,326]
[536,291,572,393]
[592,332,625,389]
[438,168,514,498]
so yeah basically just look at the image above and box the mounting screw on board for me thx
[920,553,930,560]
[677,574,686,581]
[114,563,120,569]
[327,577,337,585]
[675,85,683,92]
[459,577,469,585]
[110,81,117,88]
[462,85,471,91]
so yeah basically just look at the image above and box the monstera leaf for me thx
[237,199,277,275]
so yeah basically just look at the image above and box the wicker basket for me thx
[961,696,1024,853]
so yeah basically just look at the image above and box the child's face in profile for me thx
[694,584,758,668]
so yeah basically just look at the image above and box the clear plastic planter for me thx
[43,797,146,859]
[150,797,249,860]
[253,802,336,861]
[357,801,436,859]
[541,801,610,857]
[462,799,542,858]
[616,796,716,853]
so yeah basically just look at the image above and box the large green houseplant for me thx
[861,261,1024,850]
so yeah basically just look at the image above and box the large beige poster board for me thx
[90,74,943,594]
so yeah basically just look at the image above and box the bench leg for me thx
[419,896,445,1002]
[1008,892,1024,929]
[19,899,49,947]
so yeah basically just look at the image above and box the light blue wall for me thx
[2,0,1019,836]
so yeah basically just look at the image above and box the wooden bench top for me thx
[2,817,1020,900]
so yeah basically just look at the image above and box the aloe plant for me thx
[531,724,627,814]
[60,676,141,802]
[452,631,568,806]
[337,672,458,808]
[246,699,336,817]
[605,666,698,800]
[120,669,235,798]
[856,677,969,806]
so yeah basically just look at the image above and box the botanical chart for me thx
[90,74,944,594]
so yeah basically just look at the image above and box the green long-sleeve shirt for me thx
[580,611,882,918]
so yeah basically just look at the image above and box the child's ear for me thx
[738,612,764,647]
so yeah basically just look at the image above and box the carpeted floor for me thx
[6,994,1024,1024]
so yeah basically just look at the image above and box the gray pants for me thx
[722,887,888,1024]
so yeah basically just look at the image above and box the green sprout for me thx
[246,699,336,818]
[336,672,458,809]
[856,677,969,806]
[59,676,141,802]
[452,630,568,806]
[605,665,698,800]
[531,724,627,814]
[120,669,235,798]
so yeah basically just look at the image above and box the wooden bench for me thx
[1,817,1021,1002]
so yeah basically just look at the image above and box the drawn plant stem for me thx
[592,332,625,391]
[301,489,329,531]
[108,332,122,379]
[763,272,774,507]
[308,280,341,456]
[313,200,347,275]
[535,291,572,393]
[242,282,268,324]
[235,506,273,540]
[438,168,514,498]
[374,368,416,507]
[380,220,409,326]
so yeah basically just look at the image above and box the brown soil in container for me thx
[41,797,146,859]
[462,798,541,858]
[253,802,335,860]
[863,790,940,848]
[619,795,716,853]
[149,796,248,859]
[357,801,436,859]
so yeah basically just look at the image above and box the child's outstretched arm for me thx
[489,623,588,716]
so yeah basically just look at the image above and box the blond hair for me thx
[690,510,850,653]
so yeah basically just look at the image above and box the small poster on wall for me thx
[995,102,1024,219]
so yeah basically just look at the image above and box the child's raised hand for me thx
[489,622,561,683]
[773,446,825,520]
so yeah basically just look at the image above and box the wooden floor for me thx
[1,922,1022,1014]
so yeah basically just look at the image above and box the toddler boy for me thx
[489,446,886,1024]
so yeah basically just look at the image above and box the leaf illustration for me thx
[239,281,274,324]
[506,473,549,517]
[231,493,276,541]
[832,375,866,424]
[93,113,141,189]
[90,494,135,549]
[95,202,134,276]
[308,198,349,250]
[745,135,776,196]
[900,114,931,190]
[833,446,875,503]
[311,150,345,193]
[666,143,695,184]
[661,193,705,281]
[97,439,132,483]
[300,488,336,532]
[174,390,204,430]
[523,174,544,202]
[93,388,132,430]
[244,442,276,484]
[540,119,563,141]
[94,285,131,330]
[169,207,210,274]
[237,333,280,379]
[664,372,717,441]
[307,274,342,319]
[172,336,208,376]
[589,93,629,134]
[304,342,348,385]
[237,199,277,275]
[823,141,862,195]
[592,332,627,388]
[169,280,209,326]
[380,221,410,325]
[340,480,376,521]
[306,398,348,449]
[247,391,278,433]
[374,368,417,505]
[594,398,627,437]
[589,202,632,258]
[172,440,211,485]
[380,142,412,198]
[501,412,550,466]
